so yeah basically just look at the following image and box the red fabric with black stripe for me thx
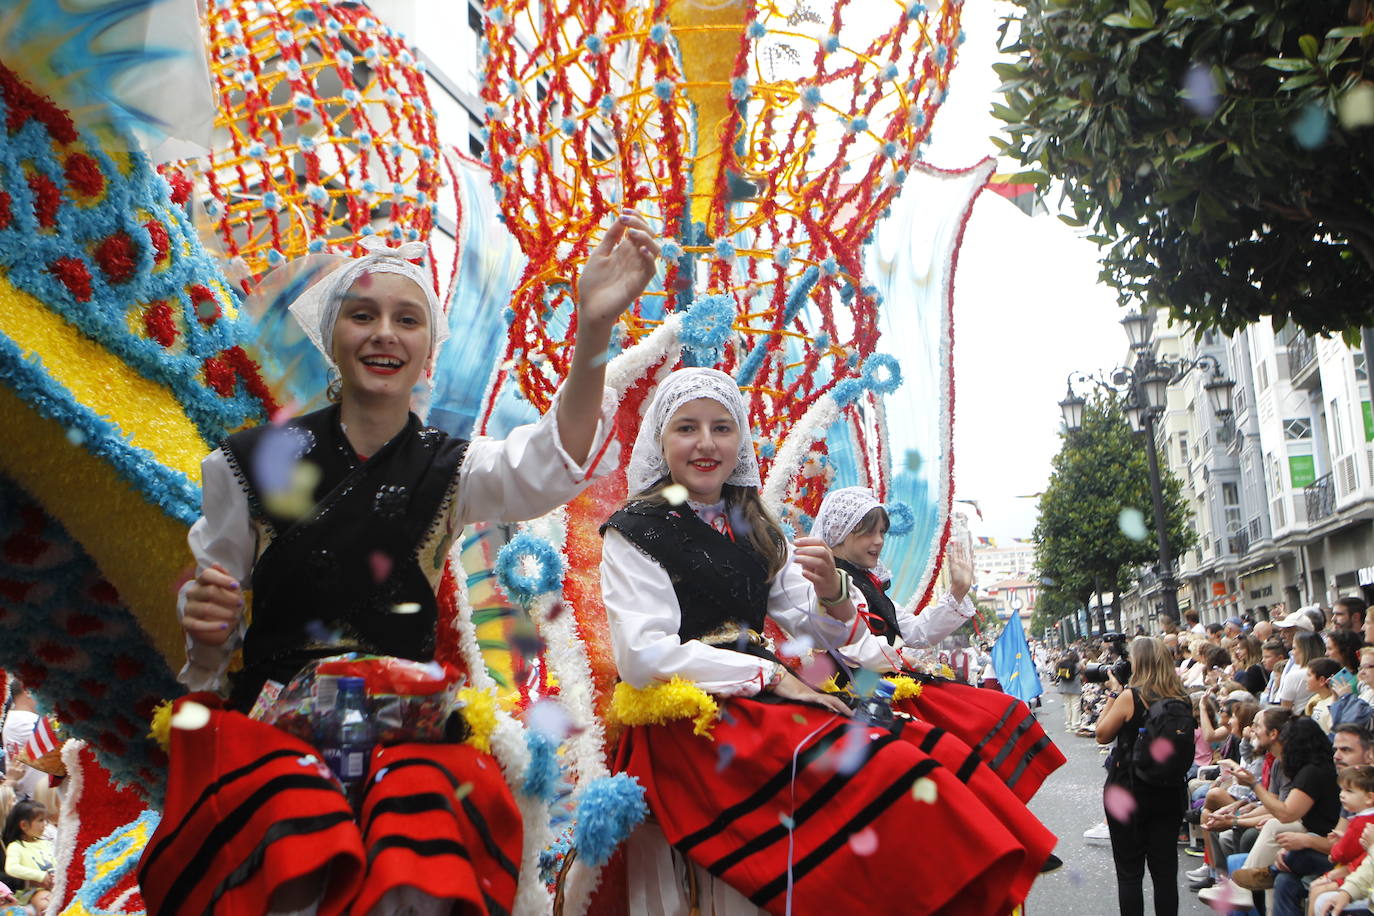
[354,742,522,916]
[618,695,1053,916]
[138,696,520,916]
[900,680,1065,802]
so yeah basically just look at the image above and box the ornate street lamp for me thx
[1121,310,1154,351]
[1058,385,1086,433]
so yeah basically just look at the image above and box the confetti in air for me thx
[1104,784,1137,822]
[663,484,690,505]
[1117,508,1147,541]
[847,826,879,856]
[170,702,211,731]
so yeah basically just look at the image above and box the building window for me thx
[1257,360,1270,390]
[1179,433,1189,463]
[1356,351,1368,383]
[1222,481,1240,506]
[1283,417,1313,440]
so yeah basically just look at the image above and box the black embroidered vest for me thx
[221,405,467,709]
[601,501,775,649]
[837,558,901,645]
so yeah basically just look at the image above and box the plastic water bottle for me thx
[855,679,897,727]
[320,676,373,805]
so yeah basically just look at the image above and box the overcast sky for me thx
[919,1,1129,544]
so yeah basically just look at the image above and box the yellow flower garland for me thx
[610,678,720,738]
[457,687,498,753]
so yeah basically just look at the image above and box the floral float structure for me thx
[458,0,983,910]
[0,0,989,911]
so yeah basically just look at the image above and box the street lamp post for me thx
[1057,308,1236,634]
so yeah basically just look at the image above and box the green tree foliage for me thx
[994,0,1374,335]
[1031,588,1081,640]
[1033,398,1197,624]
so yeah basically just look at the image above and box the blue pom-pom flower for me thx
[496,533,566,605]
[861,353,903,395]
[522,731,562,802]
[832,378,864,407]
[885,501,916,536]
[680,294,736,364]
[573,774,648,867]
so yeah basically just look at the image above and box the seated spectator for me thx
[1196,708,1293,900]
[1310,658,1346,734]
[1305,765,1374,911]
[1277,632,1326,712]
[1334,596,1369,634]
[1207,622,1226,645]
[1330,628,1366,678]
[1262,639,1291,706]
[1228,718,1341,901]
[1231,634,1268,696]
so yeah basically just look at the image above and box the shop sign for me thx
[1360,565,1374,587]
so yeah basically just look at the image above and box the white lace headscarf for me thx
[811,486,892,580]
[811,486,883,547]
[627,368,762,496]
[285,236,448,368]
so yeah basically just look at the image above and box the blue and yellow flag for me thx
[991,612,1042,704]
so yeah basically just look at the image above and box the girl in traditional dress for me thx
[138,213,660,916]
[809,486,1066,801]
[601,369,1056,916]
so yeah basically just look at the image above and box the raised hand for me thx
[946,540,973,602]
[577,211,660,330]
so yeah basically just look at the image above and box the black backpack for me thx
[1126,695,1195,786]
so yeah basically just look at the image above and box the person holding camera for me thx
[1096,637,1195,916]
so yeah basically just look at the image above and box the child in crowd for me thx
[140,214,659,915]
[1308,658,1344,734]
[1308,765,1374,908]
[1,800,53,914]
[602,368,1055,915]
[809,485,1065,800]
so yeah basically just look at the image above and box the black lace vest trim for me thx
[221,405,467,709]
[837,558,901,645]
[601,501,773,644]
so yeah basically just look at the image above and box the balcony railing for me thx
[1228,528,1251,556]
[1287,331,1318,383]
[1306,473,1335,524]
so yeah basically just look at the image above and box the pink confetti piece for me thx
[847,827,878,856]
[1104,784,1136,822]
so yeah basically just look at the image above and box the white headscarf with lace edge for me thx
[286,235,448,368]
[626,368,762,496]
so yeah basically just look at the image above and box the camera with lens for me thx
[1081,632,1131,685]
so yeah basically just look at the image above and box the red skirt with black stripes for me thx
[138,695,521,916]
[617,694,1057,916]
[898,680,1066,802]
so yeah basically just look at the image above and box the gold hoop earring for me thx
[326,368,342,403]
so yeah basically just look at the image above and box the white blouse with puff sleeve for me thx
[839,588,978,673]
[601,529,858,696]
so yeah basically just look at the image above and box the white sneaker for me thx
[1198,879,1255,909]
[1082,822,1111,845]
[1186,864,1211,881]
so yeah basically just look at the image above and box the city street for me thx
[1026,687,1215,915]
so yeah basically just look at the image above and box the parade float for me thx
[0,0,989,911]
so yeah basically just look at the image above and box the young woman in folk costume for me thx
[137,214,661,916]
[601,369,1056,916]
[810,487,1066,802]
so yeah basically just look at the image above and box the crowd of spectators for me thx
[1049,596,1374,915]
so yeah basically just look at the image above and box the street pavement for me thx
[1026,685,1215,915]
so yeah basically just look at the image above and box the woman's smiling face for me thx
[331,272,432,402]
[661,397,740,503]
